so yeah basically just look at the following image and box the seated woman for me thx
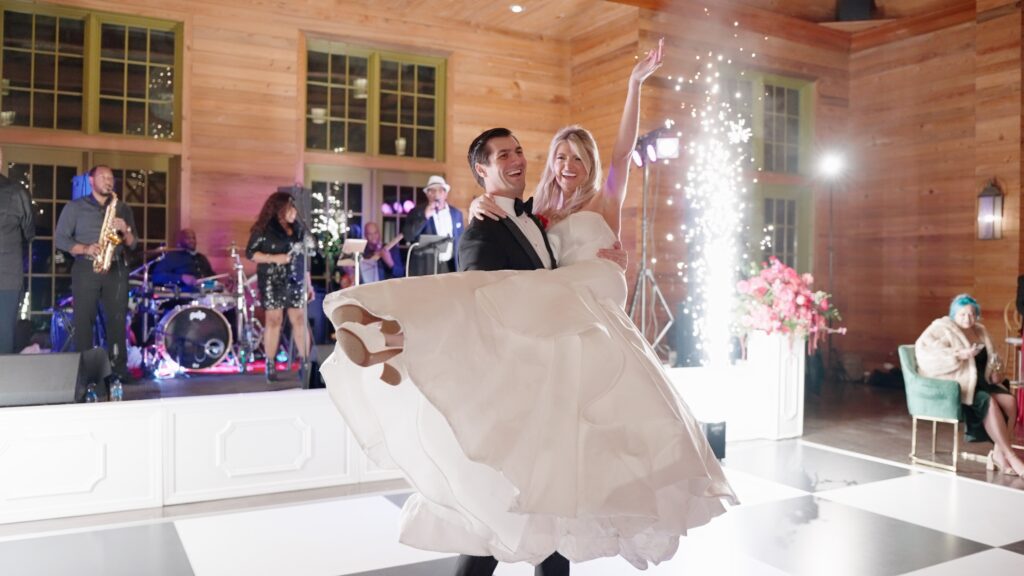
[915,294,1024,475]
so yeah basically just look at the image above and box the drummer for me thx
[150,228,216,292]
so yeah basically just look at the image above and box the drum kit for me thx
[50,243,267,376]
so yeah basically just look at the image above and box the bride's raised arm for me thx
[600,38,664,231]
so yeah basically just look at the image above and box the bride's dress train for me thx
[321,211,735,569]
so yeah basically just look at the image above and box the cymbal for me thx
[145,246,181,256]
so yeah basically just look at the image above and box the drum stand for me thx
[226,243,264,374]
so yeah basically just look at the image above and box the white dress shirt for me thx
[431,205,454,262]
[494,196,552,269]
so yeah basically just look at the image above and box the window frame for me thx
[0,2,183,140]
[305,37,446,162]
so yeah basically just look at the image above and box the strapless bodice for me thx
[547,211,617,266]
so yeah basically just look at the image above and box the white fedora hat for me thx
[425,175,450,193]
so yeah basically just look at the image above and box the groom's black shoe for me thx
[536,553,569,576]
[454,555,498,576]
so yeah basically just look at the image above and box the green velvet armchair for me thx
[898,345,964,472]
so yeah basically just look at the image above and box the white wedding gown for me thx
[321,211,736,569]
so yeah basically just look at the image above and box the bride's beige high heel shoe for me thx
[337,322,403,386]
[332,304,402,335]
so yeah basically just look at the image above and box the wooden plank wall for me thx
[0,0,577,273]
[845,1,1023,368]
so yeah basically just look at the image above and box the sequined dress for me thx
[245,220,306,309]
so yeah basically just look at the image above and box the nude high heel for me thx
[987,450,1020,476]
[332,304,402,335]
[337,322,403,386]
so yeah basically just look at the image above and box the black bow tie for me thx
[513,197,534,217]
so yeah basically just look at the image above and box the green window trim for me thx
[306,37,446,162]
[0,1,183,141]
[747,72,814,177]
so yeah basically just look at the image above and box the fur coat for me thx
[914,316,997,405]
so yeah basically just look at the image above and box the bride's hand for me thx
[597,241,629,271]
[470,193,507,221]
[631,38,664,86]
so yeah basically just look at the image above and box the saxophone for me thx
[93,193,122,273]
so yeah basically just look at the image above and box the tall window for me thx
[305,39,445,160]
[98,22,176,138]
[1,10,84,129]
[763,197,797,268]
[0,3,181,139]
[381,183,420,241]
[309,179,364,287]
[763,83,800,174]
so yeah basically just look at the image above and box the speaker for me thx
[673,304,701,367]
[700,421,727,460]
[0,352,82,407]
[837,0,873,21]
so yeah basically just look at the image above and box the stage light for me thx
[646,143,657,163]
[631,149,643,168]
[656,137,680,160]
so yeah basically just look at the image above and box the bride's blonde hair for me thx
[533,125,602,221]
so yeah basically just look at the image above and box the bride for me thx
[321,39,735,571]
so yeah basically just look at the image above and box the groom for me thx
[455,127,565,575]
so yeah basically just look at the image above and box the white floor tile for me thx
[816,473,1024,547]
[174,496,450,576]
[720,466,811,508]
[900,549,1024,575]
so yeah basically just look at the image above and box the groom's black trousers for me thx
[455,552,569,576]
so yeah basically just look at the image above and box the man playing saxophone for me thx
[56,165,137,389]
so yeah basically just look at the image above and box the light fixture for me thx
[818,152,844,179]
[353,78,368,99]
[310,107,327,125]
[510,4,524,13]
[977,179,1004,240]
[633,128,680,166]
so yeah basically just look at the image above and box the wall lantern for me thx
[977,179,1004,240]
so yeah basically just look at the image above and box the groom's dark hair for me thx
[467,127,517,187]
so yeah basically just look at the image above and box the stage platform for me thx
[0,354,402,526]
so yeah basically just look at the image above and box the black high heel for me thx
[265,360,278,383]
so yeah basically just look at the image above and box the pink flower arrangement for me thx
[735,257,843,353]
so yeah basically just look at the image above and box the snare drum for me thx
[156,305,232,370]
[195,293,236,312]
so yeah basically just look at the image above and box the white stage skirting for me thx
[1,363,780,526]
[0,389,402,525]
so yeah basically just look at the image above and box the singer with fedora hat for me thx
[403,174,464,275]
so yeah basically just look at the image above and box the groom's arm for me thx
[458,221,506,272]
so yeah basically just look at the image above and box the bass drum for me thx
[156,305,231,370]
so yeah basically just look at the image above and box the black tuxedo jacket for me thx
[458,213,557,272]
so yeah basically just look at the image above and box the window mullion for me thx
[82,13,100,134]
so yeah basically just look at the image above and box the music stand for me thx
[339,238,368,285]
[406,234,452,276]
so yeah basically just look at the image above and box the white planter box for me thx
[667,332,806,442]
[746,331,806,440]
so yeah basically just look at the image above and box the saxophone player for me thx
[55,165,137,388]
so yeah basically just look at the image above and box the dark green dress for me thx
[965,348,1013,442]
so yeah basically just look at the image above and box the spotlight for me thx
[818,152,844,179]
[645,143,657,163]
[655,137,680,160]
